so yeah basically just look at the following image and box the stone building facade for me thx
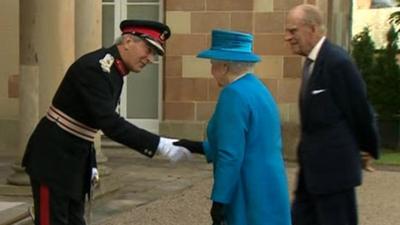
[0,0,352,165]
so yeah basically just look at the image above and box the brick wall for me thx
[161,0,319,159]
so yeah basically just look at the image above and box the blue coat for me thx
[203,73,291,225]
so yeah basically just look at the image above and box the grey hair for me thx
[298,4,326,33]
[114,34,143,45]
[228,61,255,74]
[212,60,255,74]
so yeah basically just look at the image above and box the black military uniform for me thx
[22,20,171,225]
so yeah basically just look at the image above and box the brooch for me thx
[99,53,114,73]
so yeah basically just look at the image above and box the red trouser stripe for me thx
[40,184,50,225]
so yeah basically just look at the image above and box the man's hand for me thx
[210,201,227,225]
[157,137,192,163]
[361,151,375,172]
[91,167,100,186]
[173,139,204,155]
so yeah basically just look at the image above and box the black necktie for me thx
[300,58,313,98]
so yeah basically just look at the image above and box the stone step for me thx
[0,202,33,225]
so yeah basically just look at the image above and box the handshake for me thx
[157,137,204,163]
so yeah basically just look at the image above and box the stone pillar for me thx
[6,66,39,186]
[6,0,75,186]
[37,0,75,115]
[75,0,102,58]
[75,0,110,176]
[322,0,353,50]
[7,0,38,186]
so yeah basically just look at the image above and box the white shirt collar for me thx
[232,72,248,82]
[308,36,326,61]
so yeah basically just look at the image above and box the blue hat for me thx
[197,29,260,63]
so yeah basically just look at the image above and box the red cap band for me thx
[122,26,165,44]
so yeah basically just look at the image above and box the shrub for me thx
[373,25,400,118]
[351,27,376,98]
[352,26,400,119]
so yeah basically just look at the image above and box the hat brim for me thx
[143,37,165,56]
[197,49,261,63]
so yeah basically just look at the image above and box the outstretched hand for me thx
[157,137,192,163]
[173,139,204,155]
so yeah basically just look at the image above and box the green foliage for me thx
[373,25,400,118]
[375,149,400,165]
[389,11,400,26]
[351,27,375,86]
[389,1,400,28]
[351,26,400,119]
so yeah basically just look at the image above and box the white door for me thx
[102,0,163,134]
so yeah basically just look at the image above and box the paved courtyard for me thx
[1,147,400,225]
[101,151,400,225]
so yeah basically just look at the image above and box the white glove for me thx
[157,137,192,163]
[91,167,99,185]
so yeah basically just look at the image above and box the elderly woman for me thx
[174,29,291,225]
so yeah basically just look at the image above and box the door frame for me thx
[104,0,164,134]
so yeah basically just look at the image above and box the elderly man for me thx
[284,4,379,225]
[22,20,190,225]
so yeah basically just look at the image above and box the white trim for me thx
[158,0,164,125]
[116,1,127,117]
[144,38,164,54]
[127,2,160,6]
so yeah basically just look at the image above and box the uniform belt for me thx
[46,105,98,142]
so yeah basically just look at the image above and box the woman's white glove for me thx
[157,137,192,163]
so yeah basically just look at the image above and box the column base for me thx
[6,164,30,186]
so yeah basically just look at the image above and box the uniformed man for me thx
[22,20,191,225]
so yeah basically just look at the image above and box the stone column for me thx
[37,0,75,115]
[6,66,39,186]
[75,0,110,176]
[6,0,75,186]
[322,0,353,50]
[7,0,39,186]
[75,0,102,58]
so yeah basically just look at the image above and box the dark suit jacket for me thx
[22,46,160,199]
[297,40,379,194]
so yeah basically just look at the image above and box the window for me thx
[102,0,163,133]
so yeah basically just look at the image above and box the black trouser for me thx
[291,174,358,225]
[30,178,86,225]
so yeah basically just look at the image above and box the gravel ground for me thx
[101,168,400,225]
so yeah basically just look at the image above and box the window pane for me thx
[126,64,159,118]
[127,5,159,21]
[102,5,114,47]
